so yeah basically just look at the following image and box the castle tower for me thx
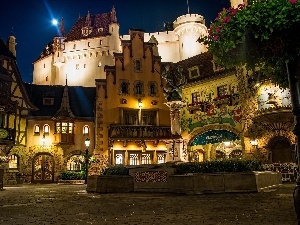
[173,14,208,61]
[230,0,247,8]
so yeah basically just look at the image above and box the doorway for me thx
[32,153,54,183]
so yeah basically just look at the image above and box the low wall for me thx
[169,171,282,194]
[86,164,282,194]
[87,175,134,193]
[128,163,176,192]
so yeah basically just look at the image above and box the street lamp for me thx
[84,138,90,184]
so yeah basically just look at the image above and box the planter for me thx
[169,171,282,194]
[86,175,134,193]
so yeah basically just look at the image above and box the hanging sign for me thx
[0,129,8,139]
[191,130,239,146]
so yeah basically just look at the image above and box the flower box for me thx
[187,102,209,113]
[213,94,232,106]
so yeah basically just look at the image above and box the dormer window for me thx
[188,66,200,79]
[82,27,93,36]
[43,97,54,105]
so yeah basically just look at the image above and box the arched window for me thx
[136,83,142,95]
[83,125,89,135]
[8,154,18,169]
[43,124,50,134]
[34,125,40,134]
[149,83,157,96]
[67,155,84,171]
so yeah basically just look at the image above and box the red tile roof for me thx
[65,12,114,42]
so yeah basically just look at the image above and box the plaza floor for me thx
[0,183,298,225]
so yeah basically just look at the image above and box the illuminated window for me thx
[192,92,200,103]
[129,153,140,165]
[83,125,89,135]
[76,64,79,70]
[55,122,73,134]
[43,124,50,134]
[217,85,228,97]
[67,155,83,171]
[141,153,151,164]
[8,155,18,169]
[34,125,40,134]
[157,153,165,164]
[115,152,124,165]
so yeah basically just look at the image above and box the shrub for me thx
[173,159,264,175]
[102,165,129,176]
[60,171,85,180]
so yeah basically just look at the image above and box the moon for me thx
[52,19,58,26]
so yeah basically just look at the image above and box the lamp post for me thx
[84,138,90,184]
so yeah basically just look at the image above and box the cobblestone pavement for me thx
[0,183,298,225]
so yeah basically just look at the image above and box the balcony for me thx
[53,133,75,145]
[108,125,172,140]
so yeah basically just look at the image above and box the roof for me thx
[171,51,233,84]
[23,83,96,118]
[0,39,15,59]
[34,41,54,63]
[65,12,114,42]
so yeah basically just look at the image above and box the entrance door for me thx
[32,154,54,183]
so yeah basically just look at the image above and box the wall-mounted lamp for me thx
[250,139,258,147]
[138,98,143,108]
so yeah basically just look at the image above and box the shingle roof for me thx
[23,83,96,118]
[0,39,15,59]
[65,12,114,42]
[171,51,233,84]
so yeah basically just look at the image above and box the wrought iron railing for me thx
[108,125,172,140]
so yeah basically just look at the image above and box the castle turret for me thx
[173,14,208,61]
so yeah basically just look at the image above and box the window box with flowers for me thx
[188,101,209,113]
[213,94,232,107]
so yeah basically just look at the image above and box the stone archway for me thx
[268,136,295,163]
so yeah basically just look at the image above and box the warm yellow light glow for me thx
[85,138,90,147]
[138,98,143,108]
[250,139,258,146]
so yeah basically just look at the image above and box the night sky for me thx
[0,0,230,83]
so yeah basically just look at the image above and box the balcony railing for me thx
[108,125,172,140]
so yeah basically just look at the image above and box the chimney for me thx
[7,36,16,57]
